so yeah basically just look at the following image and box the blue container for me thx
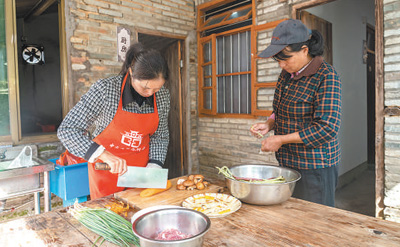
[49,158,90,207]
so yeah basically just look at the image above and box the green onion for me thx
[216,166,287,184]
[69,203,140,247]
[215,166,235,180]
[250,126,264,138]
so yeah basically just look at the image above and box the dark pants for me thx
[291,165,338,207]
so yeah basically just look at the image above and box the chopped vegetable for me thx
[185,194,237,216]
[69,203,140,247]
[105,199,130,217]
[218,209,231,214]
[216,166,287,184]
[140,180,172,197]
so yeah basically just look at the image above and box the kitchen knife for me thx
[95,163,168,189]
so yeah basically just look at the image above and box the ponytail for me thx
[285,29,324,58]
[120,43,146,76]
[307,30,324,57]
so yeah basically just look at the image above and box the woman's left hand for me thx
[261,135,283,152]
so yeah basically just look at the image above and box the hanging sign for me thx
[117,27,131,62]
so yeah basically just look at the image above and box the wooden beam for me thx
[375,0,385,219]
[24,0,56,22]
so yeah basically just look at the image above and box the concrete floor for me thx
[335,169,375,217]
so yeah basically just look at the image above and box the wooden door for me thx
[300,11,333,65]
[163,41,184,178]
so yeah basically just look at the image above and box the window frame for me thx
[199,4,252,33]
[197,0,286,118]
[1,0,68,144]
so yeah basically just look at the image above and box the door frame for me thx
[291,0,384,218]
[134,28,189,176]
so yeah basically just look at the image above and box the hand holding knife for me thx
[96,150,127,175]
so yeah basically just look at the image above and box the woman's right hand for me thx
[97,150,127,176]
[250,123,270,139]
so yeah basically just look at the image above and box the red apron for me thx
[88,73,159,199]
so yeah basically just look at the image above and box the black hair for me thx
[272,30,324,61]
[120,42,169,83]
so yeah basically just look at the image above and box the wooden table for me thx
[1,177,400,247]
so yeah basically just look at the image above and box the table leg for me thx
[34,192,40,214]
[44,171,51,212]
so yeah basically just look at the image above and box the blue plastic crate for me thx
[49,158,90,207]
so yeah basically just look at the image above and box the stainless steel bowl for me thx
[132,208,211,247]
[225,164,301,205]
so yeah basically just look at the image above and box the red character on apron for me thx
[88,73,159,199]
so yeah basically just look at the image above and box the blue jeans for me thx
[290,165,339,207]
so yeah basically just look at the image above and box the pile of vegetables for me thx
[176,174,209,191]
[69,203,140,247]
[216,166,286,184]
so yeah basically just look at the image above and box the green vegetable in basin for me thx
[216,166,286,184]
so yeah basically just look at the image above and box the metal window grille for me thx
[208,31,251,114]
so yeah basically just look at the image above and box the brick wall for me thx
[198,117,278,180]
[383,0,400,223]
[66,0,195,102]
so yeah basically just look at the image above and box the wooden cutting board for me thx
[114,177,224,210]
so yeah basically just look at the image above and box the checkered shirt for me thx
[273,56,342,170]
[57,75,170,166]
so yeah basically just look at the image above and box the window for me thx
[197,0,284,117]
[2,0,67,144]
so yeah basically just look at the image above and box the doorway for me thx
[16,0,62,135]
[138,33,187,178]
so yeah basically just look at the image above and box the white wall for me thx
[307,0,375,175]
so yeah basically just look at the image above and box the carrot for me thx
[140,180,172,197]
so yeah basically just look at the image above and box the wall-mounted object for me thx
[117,27,131,62]
[22,45,45,65]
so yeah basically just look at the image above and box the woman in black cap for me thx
[250,19,342,207]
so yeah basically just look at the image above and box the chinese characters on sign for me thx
[117,27,131,62]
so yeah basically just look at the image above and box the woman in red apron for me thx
[57,43,170,200]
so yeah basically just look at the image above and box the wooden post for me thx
[375,0,384,219]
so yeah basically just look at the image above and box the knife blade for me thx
[95,163,168,188]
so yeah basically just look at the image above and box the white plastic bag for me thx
[7,146,35,169]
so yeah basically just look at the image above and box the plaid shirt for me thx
[57,75,170,166]
[273,56,342,170]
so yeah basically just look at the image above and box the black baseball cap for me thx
[258,19,311,58]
